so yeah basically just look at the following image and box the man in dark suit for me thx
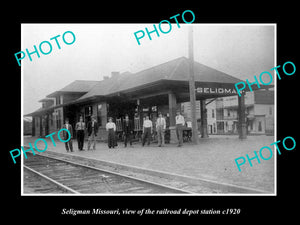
[62,118,73,152]
[87,115,98,150]
[122,114,134,147]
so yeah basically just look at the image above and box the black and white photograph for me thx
[21,23,276,195]
[4,4,298,220]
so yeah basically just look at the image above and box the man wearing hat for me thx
[87,115,98,150]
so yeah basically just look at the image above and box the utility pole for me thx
[188,25,198,144]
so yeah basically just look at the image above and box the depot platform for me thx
[23,135,275,194]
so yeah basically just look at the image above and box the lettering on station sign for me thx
[196,87,237,94]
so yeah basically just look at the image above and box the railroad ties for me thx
[23,153,190,194]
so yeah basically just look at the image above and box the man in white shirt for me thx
[75,116,85,151]
[142,115,153,146]
[106,117,117,149]
[175,111,185,147]
[156,112,166,147]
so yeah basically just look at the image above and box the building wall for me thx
[251,104,274,134]
[54,107,64,130]
[34,116,41,137]
[216,92,274,135]
[206,102,217,134]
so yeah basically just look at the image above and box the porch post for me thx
[238,91,247,139]
[200,99,208,138]
[168,92,177,143]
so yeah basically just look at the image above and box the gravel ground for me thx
[23,134,275,193]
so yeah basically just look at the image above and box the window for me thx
[49,113,53,126]
[227,110,230,117]
[57,110,61,129]
[212,109,215,118]
[85,106,93,116]
[269,107,272,115]
[56,96,61,105]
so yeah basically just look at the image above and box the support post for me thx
[238,91,247,139]
[200,99,208,138]
[188,25,198,144]
[168,92,177,144]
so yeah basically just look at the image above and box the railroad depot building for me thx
[26,57,272,142]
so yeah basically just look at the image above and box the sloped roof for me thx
[77,57,242,101]
[47,80,99,97]
[38,98,55,102]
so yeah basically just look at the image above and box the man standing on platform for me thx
[62,118,73,152]
[175,111,185,147]
[142,115,153,146]
[87,115,98,150]
[75,116,86,151]
[156,112,166,147]
[123,114,133,148]
[106,117,117,149]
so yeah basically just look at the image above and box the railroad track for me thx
[23,153,192,194]
[23,167,75,194]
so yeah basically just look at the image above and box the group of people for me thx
[62,115,98,152]
[62,111,186,152]
[106,111,186,149]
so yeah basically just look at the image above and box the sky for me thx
[22,24,275,115]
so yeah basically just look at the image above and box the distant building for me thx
[182,90,274,135]
[216,90,274,135]
[181,100,217,134]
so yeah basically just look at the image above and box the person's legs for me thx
[88,134,92,150]
[129,133,133,146]
[77,131,81,150]
[80,131,84,150]
[146,128,151,145]
[124,133,128,147]
[157,127,162,146]
[142,132,146,146]
[178,125,183,146]
[176,125,180,146]
[93,133,96,150]
[69,139,73,152]
[161,129,165,146]
[65,142,69,152]
[108,130,112,148]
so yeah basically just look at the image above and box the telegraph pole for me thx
[188,25,198,144]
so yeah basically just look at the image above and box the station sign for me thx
[196,87,237,95]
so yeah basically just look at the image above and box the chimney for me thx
[111,71,120,77]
